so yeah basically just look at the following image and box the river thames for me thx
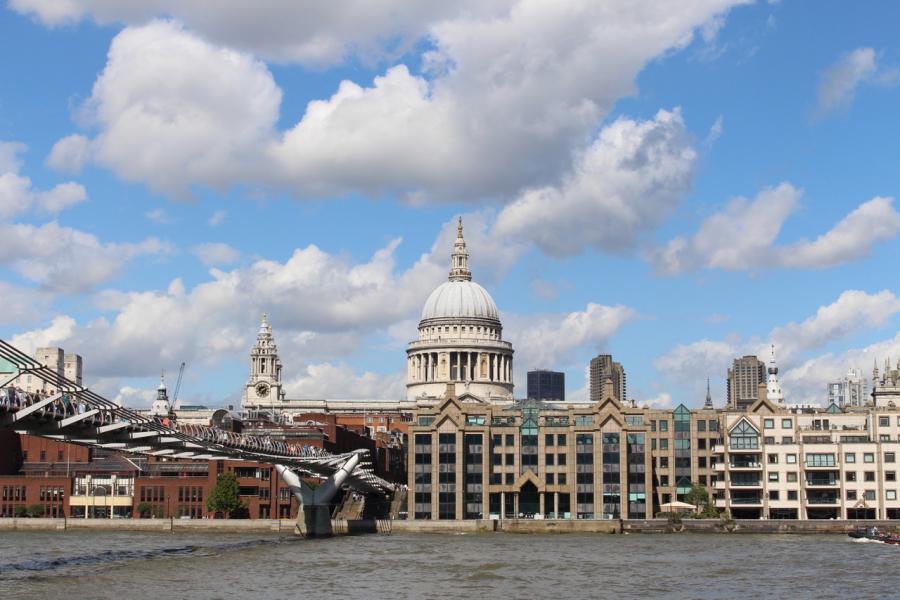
[1,531,897,599]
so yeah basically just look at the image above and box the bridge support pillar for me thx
[275,453,360,537]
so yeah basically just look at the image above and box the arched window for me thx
[730,420,759,449]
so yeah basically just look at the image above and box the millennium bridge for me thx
[0,339,394,536]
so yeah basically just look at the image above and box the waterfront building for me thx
[527,370,565,402]
[589,355,625,403]
[9,346,84,394]
[827,368,868,408]
[727,355,766,410]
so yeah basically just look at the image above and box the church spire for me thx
[448,216,472,282]
[766,344,784,404]
[704,377,713,409]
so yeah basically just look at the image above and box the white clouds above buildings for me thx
[654,290,900,404]
[650,184,900,274]
[191,242,241,267]
[816,47,899,117]
[43,3,742,206]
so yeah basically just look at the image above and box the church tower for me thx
[242,313,285,413]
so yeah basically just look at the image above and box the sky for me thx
[2,1,900,409]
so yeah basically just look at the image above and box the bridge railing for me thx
[0,338,394,494]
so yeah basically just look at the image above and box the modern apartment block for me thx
[727,355,766,410]
[589,354,626,403]
[713,397,900,519]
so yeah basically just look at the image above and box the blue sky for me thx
[2,1,900,408]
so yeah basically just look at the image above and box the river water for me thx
[0,530,896,599]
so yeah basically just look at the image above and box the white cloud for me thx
[0,221,172,293]
[507,303,639,390]
[144,208,172,224]
[816,47,899,116]
[0,141,87,218]
[46,134,91,173]
[282,363,406,400]
[191,242,241,266]
[9,0,505,66]
[207,210,227,227]
[651,185,900,274]
[112,385,157,408]
[0,282,53,325]
[83,20,282,197]
[49,3,743,204]
[641,392,674,409]
[9,233,446,378]
[493,109,696,256]
[10,315,78,354]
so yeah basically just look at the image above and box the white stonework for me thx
[242,313,285,412]
[406,218,514,402]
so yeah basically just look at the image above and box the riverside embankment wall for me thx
[2,517,895,535]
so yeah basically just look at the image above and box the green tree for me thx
[684,483,709,508]
[14,505,28,518]
[206,472,244,518]
[25,504,44,517]
[136,501,153,518]
[685,484,719,518]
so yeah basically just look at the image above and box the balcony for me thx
[711,444,725,454]
[713,462,725,472]
[730,496,763,506]
[806,496,840,505]
[804,462,838,470]
[730,480,762,488]
[728,462,762,470]
[804,478,839,488]
[713,480,726,490]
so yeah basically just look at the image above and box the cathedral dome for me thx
[421,280,499,323]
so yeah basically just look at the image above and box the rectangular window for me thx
[545,453,555,466]
[558,473,567,485]
[846,471,857,482]
[659,439,668,450]
[659,457,669,468]
[557,434,567,446]
[845,453,856,463]
[787,490,798,501]
[864,490,876,501]
[659,421,668,432]
[697,420,706,432]
[806,453,836,467]
[768,472,779,482]
[880,416,890,427]
[786,472,798,483]
[786,454,797,464]
[764,436,775,444]
[888,490,897,501]
[505,473,514,485]
[768,454,779,464]
[492,434,502,446]
[545,473,554,485]
[651,439,657,451]
[650,420,656,432]
[660,475,669,486]
[698,439,706,450]
[769,490,779,501]
[764,418,774,429]
[847,490,857,501]
[558,453,567,466]
[545,434,554,447]
[865,471,876,482]
[709,420,718,432]
[887,452,896,463]
[864,453,875,463]
[698,457,707,468]
[887,471,897,482]
[505,453,515,465]
[782,436,794,444]
[506,434,515,446]
[881,434,891,442]
[781,418,793,429]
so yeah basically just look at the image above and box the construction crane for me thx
[168,362,186,420]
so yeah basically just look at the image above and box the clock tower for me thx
[242,313,285,414]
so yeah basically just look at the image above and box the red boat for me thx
[849,527,900,544]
